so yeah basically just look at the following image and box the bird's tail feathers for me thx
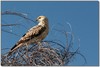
[7,43,17,56]
[11,43,18,50]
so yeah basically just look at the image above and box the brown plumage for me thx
[8,16,49,56]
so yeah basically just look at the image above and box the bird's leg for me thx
[37,42,42,50]
[25,43,29,58]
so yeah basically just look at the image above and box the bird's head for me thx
[36,16,48,23]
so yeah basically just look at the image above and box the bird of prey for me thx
[8,16,49,56]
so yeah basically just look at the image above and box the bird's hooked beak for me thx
[35,18,39,22]
[34,18,39,25]
[36,19,38,22]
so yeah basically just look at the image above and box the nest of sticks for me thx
[1,40,81,66]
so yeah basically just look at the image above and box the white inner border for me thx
[0,0,99,67]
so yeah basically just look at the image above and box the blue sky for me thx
[1,1,99,66]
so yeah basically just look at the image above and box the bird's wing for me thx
[10,25,46,51]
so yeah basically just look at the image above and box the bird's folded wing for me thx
[16,25,46,45]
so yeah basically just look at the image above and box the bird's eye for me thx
[38,17,41,19]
